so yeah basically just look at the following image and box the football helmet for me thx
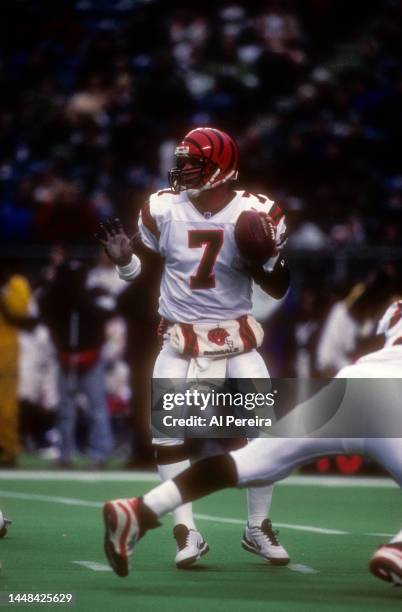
[168,127,239,196]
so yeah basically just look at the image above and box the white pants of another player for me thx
[231,436,402,487]
[231,356,402,487]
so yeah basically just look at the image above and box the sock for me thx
[158,460,196,529]
[247,485,273,527]
[134,499,161,535]
[142,480,183,518]
[390,529,402,544]
[143,455,238,524]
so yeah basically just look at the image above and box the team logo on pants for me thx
[207,328,230,346]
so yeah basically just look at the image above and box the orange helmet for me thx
[168,127,239,196]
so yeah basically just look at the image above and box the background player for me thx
[0,510,11,538]
[97,126,290,568]
[102,297,402,585]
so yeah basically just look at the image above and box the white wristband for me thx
[116,255,141,281]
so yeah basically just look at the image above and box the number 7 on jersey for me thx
[188,230,224,290]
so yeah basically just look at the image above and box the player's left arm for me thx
[247,255,290,299]
[249,208,289,299]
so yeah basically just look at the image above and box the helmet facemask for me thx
[168,128,239,197]
[168,155,219,196]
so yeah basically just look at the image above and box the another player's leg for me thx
[331,374,402,586]
[364,437,402,585]
[369,530,402,586]
[103,453,236,576]
[103,437,341,576]
[0,509,11,538]
[228,350,290,564]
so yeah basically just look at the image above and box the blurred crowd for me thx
[0,0,401,246]
[1,0,402,469]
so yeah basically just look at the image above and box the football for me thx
[234,210,277,265]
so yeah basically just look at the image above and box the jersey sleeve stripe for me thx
[141,201,160,238]
[269,203,284,222]
[390,303,402,329]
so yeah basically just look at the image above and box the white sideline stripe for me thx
[0,490,102,508]
[365,532,394,537]
[71,560,319,575]
[193,512,348,534]
[0,470,160,483]
[0,470,397,488]
[285,475,398,489]
[73,561,112,572]
[0,490,348,535]
[287,563,319,574]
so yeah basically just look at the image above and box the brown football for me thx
[234,210,277,264]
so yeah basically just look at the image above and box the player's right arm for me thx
[96,193,165,282]
[137,200,161,254]
[95,218,142,281]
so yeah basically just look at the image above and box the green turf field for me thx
[0,471,401,612]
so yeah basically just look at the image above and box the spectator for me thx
[316,265,401,376]
[0,267,31,466]
[38,260,114,468]
[316,283,365,376]
[87,252,131,455]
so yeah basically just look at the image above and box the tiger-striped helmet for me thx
[168,127,239,196]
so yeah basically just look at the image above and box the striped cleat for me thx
[103,498,142,577]
[369,543,402,586]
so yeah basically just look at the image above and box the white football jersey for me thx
[377,300,402,347]
[138,189,286,323]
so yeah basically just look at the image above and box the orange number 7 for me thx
[188,230,224,289]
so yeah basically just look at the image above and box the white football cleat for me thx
[369,543,402,585]
[0,510,11,539]
[241,519,290,565]
[103,498,141,577]
[173,524,210,569]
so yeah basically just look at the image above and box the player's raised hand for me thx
[95,218,133,266]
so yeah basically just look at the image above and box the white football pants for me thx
[152,343,269,446]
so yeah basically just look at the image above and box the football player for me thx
[97,127,291,568]
[0,509,11,538]
[102,298,402,585]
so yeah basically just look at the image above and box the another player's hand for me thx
[95,218,133,266]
